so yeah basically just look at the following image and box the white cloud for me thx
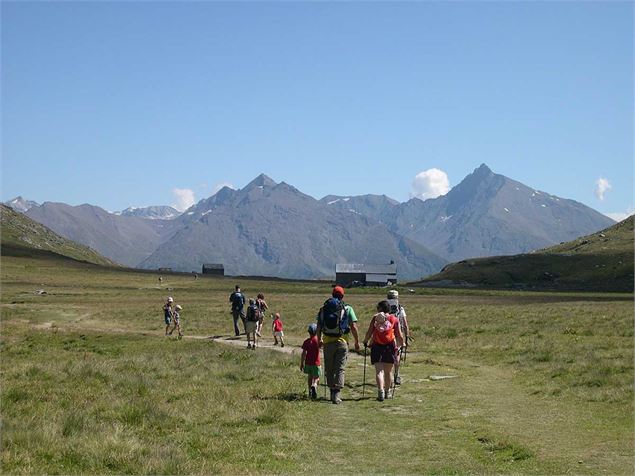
[411,168,450,201]
[171,188,196,212]
[212,182,235,195]
[605,207,634,222]
[594,177,612,201]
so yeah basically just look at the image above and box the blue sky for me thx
[2,2,633,219]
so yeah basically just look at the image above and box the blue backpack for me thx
[319,297,349,337]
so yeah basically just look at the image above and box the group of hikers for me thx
[225,283,410,403]
[229,285,284,349]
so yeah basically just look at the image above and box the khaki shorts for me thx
[245,321,257,333]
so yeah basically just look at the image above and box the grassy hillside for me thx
[1,204,116,267]
[1,251,633,474]
[417,215,634,292]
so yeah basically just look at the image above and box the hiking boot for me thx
[310,386,318,400]
[281,343,285,348]
[331,389,342,404]
[377,389,385,402]
[395,375,402,386]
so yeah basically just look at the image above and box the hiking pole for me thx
[322,349,327,400]
[362,343,367,398]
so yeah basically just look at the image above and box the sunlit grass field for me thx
[1,254,633,474]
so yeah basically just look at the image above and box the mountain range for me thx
[5,164,615,280]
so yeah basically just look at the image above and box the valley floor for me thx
[1,255,633,474]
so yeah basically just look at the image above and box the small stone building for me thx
[202,263,224,276]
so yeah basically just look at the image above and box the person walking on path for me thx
[245,298,260,349]
[163,296,174,336]
[387,290,409,386]
[363,300,404,401]
[229,285,246,336]
[168,304,184,338]
[300,323,321,399]
[255,293,268,337]
[316,285,360,404]
[272,313,285,347]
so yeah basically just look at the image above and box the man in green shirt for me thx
[316,286,360,404]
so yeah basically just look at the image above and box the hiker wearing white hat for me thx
[163,297,174,336]
[387,290,409,385]
[168,304,184,338]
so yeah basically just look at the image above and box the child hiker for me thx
[272,313,284,347]
[163,297,174,336]
[168,304,184,338]
[300,323,321,399]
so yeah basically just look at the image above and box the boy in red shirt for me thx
[301,323,321,399]
[272,313,285,347]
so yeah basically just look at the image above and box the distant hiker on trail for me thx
[168,304,184,338]
[316,286,360,404]
[255,293,268,337]
[300,323,321,399]
[229,285,246,336]
[272,313,284,347]
[363,300,404,402]
[245,298,261,349]
[163,297,174,336]
[387,289,409,386]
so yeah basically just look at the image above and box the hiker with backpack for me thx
[255,293,268,337]
[316,285,360,404]
[363,300,405,401]
[387,290,409,386]
[163,296,174,336]
[245,298,261,349]
[229,285,246,336]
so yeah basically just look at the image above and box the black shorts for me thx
[370,342,397,364]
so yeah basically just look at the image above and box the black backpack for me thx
[319,297,349,337]
[231,292,244,310]
[246,302,261,322]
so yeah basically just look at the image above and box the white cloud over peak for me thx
[411,168,450,201]
[212,182,236,195]
[172,188,196,212]
[594,177,612,201]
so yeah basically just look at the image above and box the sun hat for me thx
[387,290,399,299]
[167,297,174,303]
[175,304,182,311]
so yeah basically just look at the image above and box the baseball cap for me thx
[332,286,345,298]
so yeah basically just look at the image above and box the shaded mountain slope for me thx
[416,215,634,292]
[25,202,178,266]
[1,204,116,266]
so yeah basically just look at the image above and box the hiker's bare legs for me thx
[384,363,394,394]
[375,363,385,391]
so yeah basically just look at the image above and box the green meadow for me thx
[1,254,633,474]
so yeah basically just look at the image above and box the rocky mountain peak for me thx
[243,173,277,191]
